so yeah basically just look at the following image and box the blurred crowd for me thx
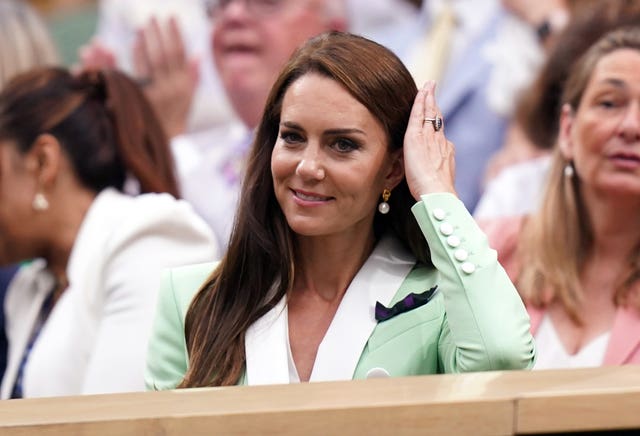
[0,0,639,399]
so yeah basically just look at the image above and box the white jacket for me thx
[1,189,218,399]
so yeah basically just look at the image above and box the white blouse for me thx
[534,315,610,370]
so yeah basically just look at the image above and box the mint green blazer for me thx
[145,194,535,389]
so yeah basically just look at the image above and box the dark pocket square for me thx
[375,286,438,323]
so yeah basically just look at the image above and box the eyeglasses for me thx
[204,0,286,18]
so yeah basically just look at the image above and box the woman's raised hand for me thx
[403,81,457,201]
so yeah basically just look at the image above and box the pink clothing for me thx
[482,216,640,365]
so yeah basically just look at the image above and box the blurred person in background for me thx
[481,0,570,167]
[476,0,640,219]
[80,0,419,135]
[397,0,592,213]
[345,0,419,51]
[397,0,511,211]
[0,0,61,383]
[484,26,640,368]
[81,0,236,135]
[0,0,59,88]
[0,67,218,399]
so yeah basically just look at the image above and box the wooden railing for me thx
[1,366,639,435]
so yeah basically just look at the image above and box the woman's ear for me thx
[558,103,575,161]
[385,149,405,190]
[26,134,63,188]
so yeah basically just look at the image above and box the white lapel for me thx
[309,235,415,382]
[65,189,120,319]
[244,295,289,385]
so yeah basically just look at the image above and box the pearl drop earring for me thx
[378,189,391,214]
[32,192,49,211]
[564,162,575,178]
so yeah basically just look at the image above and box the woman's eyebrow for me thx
[280,121,366,136]
[323,128,366,136]
[280,121,303,130]
[598,77,627,89]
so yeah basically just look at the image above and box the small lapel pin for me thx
[366,367,390,378]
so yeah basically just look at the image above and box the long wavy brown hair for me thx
[180,31,430,387]
[517,26,640,323]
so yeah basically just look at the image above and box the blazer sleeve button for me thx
[433,208,446,221]
[439,223,454,236]
[454,249,469,262]
[446,235,461,247]
[461,262,476,274]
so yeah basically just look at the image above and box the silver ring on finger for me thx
[423,115,443,132]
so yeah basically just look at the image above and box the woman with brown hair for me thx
[485,26,640,368]
[146,31,534,389]
[0,67,218,398]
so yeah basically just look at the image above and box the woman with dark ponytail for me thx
[0,67,218,399]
